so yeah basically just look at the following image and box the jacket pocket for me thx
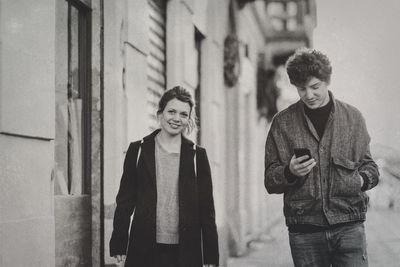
[330,156,362,197]
[284,199,315,219]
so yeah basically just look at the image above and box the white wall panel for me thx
[0,0,55,139]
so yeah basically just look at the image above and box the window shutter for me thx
[147,0,166,130]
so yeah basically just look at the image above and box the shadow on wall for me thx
[369,144,400,211]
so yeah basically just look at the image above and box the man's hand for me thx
[204,265,216,267]
[289,154,316,177]
[114,255,126,266]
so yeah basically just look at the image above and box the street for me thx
[227,208,400,267]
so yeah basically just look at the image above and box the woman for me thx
[110,86,219,267]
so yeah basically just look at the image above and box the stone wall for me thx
[0,0,56,266]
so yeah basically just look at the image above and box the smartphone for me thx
[294,148,312,163]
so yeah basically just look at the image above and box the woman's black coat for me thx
[110,130,219,267]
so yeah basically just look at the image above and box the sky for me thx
[313,0,400,151]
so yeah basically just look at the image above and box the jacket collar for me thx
[140,129,196,187]
[143,129,195,144]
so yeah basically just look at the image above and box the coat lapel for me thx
[141,130,160,188]
[179,136,196,180]
[178,136,196,230]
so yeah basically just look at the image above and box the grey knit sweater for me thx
[155,136,180,244]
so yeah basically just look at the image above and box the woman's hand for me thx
[114,255,126,266]
[204,265,216,267]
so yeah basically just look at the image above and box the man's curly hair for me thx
[286,48,332,87]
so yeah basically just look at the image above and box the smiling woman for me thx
[109,86,219,267]
[157,86,196,138]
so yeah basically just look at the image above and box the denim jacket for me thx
[264,92,379,226]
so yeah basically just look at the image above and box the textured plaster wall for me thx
[0,136,55,267]
[0,0,56,266]
[0,0,55,138]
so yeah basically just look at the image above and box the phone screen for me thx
[294,148,311,162]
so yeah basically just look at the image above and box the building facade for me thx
[0,0,315,266]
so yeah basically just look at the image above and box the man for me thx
[264,48,379,267]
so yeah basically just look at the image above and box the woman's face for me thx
[159,98,191,136]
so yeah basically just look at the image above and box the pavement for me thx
[227,208,400,267]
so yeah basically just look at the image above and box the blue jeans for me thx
[289,222,368,267]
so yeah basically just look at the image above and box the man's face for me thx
[295,77,330,109]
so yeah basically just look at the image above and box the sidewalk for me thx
[227,208,400,267]
[227,215,291,267]
[366,208,400,266]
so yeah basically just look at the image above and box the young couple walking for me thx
[110,48,379,267]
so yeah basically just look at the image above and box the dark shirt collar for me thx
[298,90,336,115]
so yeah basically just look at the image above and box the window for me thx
[55,0,91,195]
[266,1,301,32]
[195,28,204,144]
